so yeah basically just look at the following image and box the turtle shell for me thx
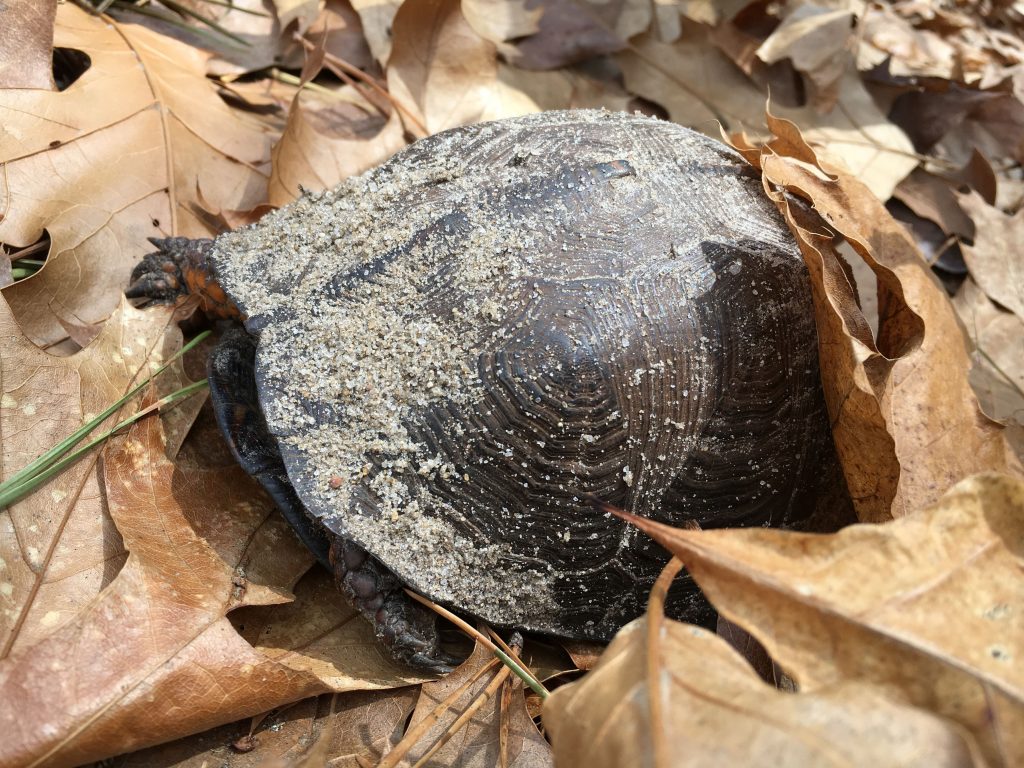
[207,110,830,640]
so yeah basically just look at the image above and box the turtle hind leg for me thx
[126,236,239,319]
[331,538,461,675]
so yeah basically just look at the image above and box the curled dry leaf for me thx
[386,0,537,137]
[0,411,420,767]
[0,4,272,347]
[544,619,979,768]
[618,473,1024,768]
[0,0,56,89]
[730,113,1020,519]
[0,298,178,658]
[957,190,1024,323]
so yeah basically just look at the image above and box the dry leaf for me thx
[619,472,1024,768]
[0,298,178,657]
[0,416,319,766]
[731,112,1019,519]
[498,0,630,71]
[755,4,854,111]
[272,0,322,33]
[268,91,405,206]
[180,0,303,76]
[494,63,632,114]
[231,567,431,689]
[349,0,402,64]
[620,29,916,198]
[0,4,272,347]
[392,641,552,767]
[0,0,57,89]
[619,26,767,136]
[894,169,976,239]
[958,190,1024,322]
[859,2,957,80]
[779,71,919,201]
[462,0,543,43]
[387,0,537,135]
[544,619,980,768]
[954,278,1024,457]
[0,410,420,766]
[108,689,419,767]
[306,0,379,76]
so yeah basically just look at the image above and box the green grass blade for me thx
[0,379,209,509]
[494,648,550,699]
[0,330,211,499]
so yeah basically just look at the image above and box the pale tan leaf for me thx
[232,568,431,690]
[0,5,272,346]
[0,298,179,657]
[544,618,980,768]
[462,0,543,43]
[272,0,322,32]
[495,64,631,114]
[387,0,537,135]
[0,0,56,89]
[350,0,402,64]
[954,278,1024,458]
[619,27,768,136]
[859,2,957,80]
[126,689,419,768]
[958,190,1024,323]
[394,641,553,767]
[776,72,919,200]
[499,0,625,70]
[306,0,378,75]
[755,4,854,111]
[268,92,405,206]
[621,473,1024,768]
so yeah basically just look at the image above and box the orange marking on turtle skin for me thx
[182,262,240,319]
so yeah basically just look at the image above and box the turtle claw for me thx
[126,236,238,318]
[406,650,460,676]
[331,538,462,675]
[127,237,205,305]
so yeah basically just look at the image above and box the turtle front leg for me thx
[330,538,461,674]
[126,237,239,319]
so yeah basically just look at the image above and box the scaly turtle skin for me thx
[128,110,835,672]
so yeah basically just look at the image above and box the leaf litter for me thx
[2,0,1024,765]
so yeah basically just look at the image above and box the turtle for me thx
[127,110,835,673]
